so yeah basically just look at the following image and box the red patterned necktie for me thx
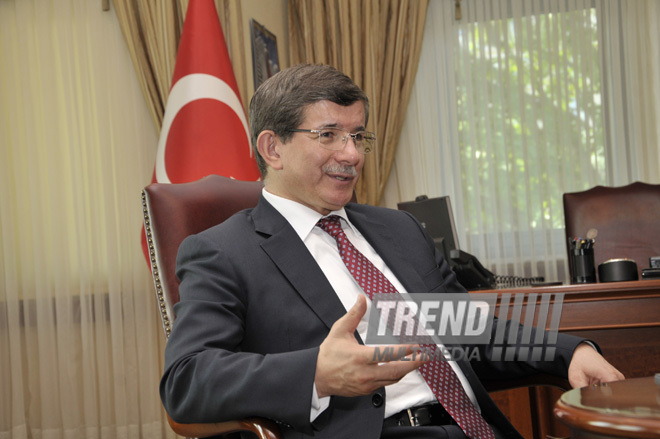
[317,215,495,439]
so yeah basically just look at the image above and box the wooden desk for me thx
[554,376,660,439]
[472,279,660,439]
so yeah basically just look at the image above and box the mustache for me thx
[322,164,358,177]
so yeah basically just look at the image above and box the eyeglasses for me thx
[290,127,376,154]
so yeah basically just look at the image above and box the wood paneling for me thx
[554,376,660,438]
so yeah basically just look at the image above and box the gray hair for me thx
[249,64,369,177]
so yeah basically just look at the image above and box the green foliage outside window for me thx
[455,8,606,235]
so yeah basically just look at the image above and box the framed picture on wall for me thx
[250,19,280,90]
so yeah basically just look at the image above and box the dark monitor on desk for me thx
[398,195,548,290]
[397,195,459,261]
[397,195,497,290]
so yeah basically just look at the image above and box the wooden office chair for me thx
[563,181,660,279]
[141,174,281,439]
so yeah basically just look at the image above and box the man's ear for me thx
[256,131,283,171]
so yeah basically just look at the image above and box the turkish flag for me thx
[142,0,261,263]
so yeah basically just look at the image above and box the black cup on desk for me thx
[569,239,596,284]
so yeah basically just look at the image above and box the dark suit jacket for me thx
[160,195,584,439]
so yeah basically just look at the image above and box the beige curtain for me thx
[288,0,428,205]
[0,0,170,438]
[112,0,181,129]
[112,0,249,131]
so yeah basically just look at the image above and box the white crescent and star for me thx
[155,73,251,184]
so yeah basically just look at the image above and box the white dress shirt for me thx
[262,189,480,421]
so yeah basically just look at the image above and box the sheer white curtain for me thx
[599,0,660,184]
[0,1,172,438]
[384,0,660,282]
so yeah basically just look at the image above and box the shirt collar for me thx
[262,188,357,240]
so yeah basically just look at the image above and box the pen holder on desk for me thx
[569,240,596,284]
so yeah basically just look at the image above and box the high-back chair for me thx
[563,181,660,280]
[141,174,281,439]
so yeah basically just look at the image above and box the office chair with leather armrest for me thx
[563,181,660,279]
[142,174,280,439]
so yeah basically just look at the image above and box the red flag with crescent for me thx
[142,0,260,263]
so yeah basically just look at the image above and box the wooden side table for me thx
[554,376,660,438]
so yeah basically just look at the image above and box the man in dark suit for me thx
[160,64,623,439]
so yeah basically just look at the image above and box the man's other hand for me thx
[568,344,625,388]
[315,295,427,398]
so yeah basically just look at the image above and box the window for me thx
[455,3,606,278]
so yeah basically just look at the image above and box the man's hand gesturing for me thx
[314,295,427,398]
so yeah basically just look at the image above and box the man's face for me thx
[270,100,366,215]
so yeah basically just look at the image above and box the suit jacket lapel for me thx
[345,205,428,298]
[251,195,347,331]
